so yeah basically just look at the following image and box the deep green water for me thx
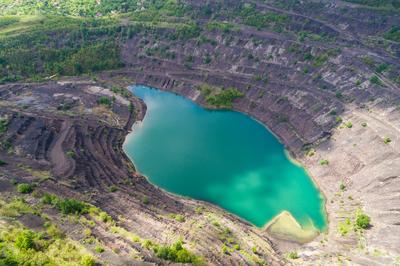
[124,85,327,230]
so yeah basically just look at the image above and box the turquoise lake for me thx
[123,85,327,230]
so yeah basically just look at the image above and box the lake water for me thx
[123,85,327,230]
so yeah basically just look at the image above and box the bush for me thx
[356,213,371,229]
[41,193,58,205]
[15,230,36,250]
[56,199,88,215]
[0,118,8,134]
[153,240,201,264]
[383,137,391,144]
[17,183,34,194]
[142,196,149,205]
[206,88,244,108]
[80,255,96,266]
[370,75,382,85]
[98,96,112,107]
[95,245,105,253]
[0,159,6,166]
[287,251,299,259]
[108,185,118,192]
[320,159,329,166]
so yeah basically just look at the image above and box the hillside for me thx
[0,0,399,265]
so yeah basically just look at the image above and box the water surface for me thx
[124,85,327,230]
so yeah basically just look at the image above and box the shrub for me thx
[56,199,88,215]
[320,159,329,166]
[41,193,58,205]
[17,183,34,194]
[340,183,346,191]
[375,63,389,73]
[0,159,6,166]
[95,245,105,253]
[383,137,391,144]
[142,196,149,205]
[99,211,113,223]
[66,150,75,158]
[384,26,400,42]
[287,251,299,259]
[356,213,371,229]
[361,122,367,127]
[370,75,382,85]
[345,121,353,128]
[0,118,8,133]
[169,214,185,222]
[15,230,36,250]
[98,96,112,107]
[108,185,118,192]
[153,240,201,264]
[80,255,96,266]
[206,88,244,108]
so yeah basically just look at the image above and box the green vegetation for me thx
[287,251,299,259]
[57,198,88,215]
[320,159,329,166]
[0,159,6,166]
[338,217,352,236]
[344,121,353,128]
[306,148,316,157]
[239,5,288,30]
[169,214,186,222]
[370,75,382,86]
[17,183,34,194]
[375,63,389,73]
[41,193,88,215]
[142,196,149,205]
[207,88,244,108]
[338,210,372,236]
[0,118,8,134]
[355,213,371,229]
[152,240,203,265]
[361,122,368,127]
[343,0,400,9]
[66,150,76,158]
[199,85,244,108]
[108,185,118,192]
[0,196,95,266]
[383,137,392,144]
[0,224,95,265]
[95,245,105,253]
[385,26,400,42]
[98,96,113,107]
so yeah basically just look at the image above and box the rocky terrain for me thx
[0,80,284,265]
[1,0,400,265]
